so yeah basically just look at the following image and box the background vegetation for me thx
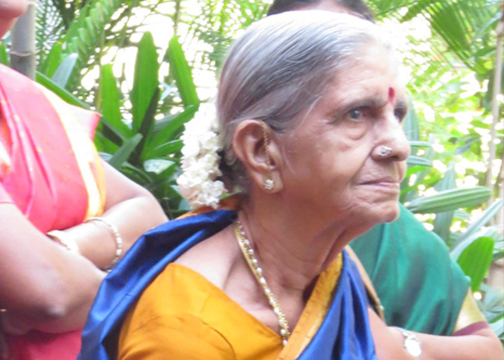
[2,0,502,343]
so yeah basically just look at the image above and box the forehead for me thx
[329,44,405,100]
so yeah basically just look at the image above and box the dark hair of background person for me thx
[267,0,375,22]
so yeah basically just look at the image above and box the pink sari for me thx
[0,64,106,360]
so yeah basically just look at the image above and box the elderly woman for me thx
[79,10,500,360]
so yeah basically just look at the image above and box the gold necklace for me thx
[234,220,291,346]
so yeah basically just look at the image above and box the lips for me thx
[359,176,400,185]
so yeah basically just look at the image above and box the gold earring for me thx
[261,122,275,192]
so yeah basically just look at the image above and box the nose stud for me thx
[377,146,393,157]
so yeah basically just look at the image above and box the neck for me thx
[238,195,356,296]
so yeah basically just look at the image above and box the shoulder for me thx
[175,223,239,290]
[119,263,236,359]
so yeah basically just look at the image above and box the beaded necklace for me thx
[234,220,291,346]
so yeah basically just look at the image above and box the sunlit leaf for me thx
[455,236,495,292]
[167,35,199,108]
[131,32,159,135]
[406,186,491,214]
[100,64,130,138]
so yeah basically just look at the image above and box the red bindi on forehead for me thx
[388,87,395,104]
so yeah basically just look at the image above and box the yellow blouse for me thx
[119,256,343,360]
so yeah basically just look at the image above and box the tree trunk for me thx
[10,0,37,79]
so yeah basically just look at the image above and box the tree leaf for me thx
[0,43,9,65]
[134,87,161,164]
[51,53,78,88]
[35,71,90,109]
[402,98,419,141]
[407,155,432,167]
[59,0,123,91]
[145,106,198,158]
[167,35,199,108]
[108,133,143,169]
[100,64,130,138]
[131,32,159,135]
[433,163,456,243]
[406,186,491,214]
[40,41,62,77]
[460,199,504,242]
[149,140,183,158]
[455,236,495,292]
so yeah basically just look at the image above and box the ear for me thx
[232,120,283,193]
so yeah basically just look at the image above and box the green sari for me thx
[350,203,468,335]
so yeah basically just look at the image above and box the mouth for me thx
[359,177,401,189]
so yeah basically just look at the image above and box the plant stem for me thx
[10,0,37,79]
[486,8,504,202]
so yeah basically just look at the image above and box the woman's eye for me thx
[348,109,363,122]
[394,108,407,122]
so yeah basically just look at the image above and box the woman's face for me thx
[279,44,410,229]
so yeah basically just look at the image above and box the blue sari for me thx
[78,210,377,360]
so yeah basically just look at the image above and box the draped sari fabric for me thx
[78,210,377,360]
[0,64,106,360]
[350,204,469,335]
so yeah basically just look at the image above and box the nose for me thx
[373,115,410,162]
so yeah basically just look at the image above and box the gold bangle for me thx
[85,217,123,271]
[47,230,81,255]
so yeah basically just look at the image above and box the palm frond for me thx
[36,0,65,65]
[183,0,269,72]
[370,0,500,75]
[44,0,125,91]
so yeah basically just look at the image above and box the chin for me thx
[380,203,400,223]
[365,201,400,225]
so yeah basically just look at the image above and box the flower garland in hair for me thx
[176,102,227,209]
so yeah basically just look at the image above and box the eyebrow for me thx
[339,95,388,114]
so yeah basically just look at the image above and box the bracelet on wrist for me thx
[85,217,123,271]
[47,230,81,255]
[394,327,422,359]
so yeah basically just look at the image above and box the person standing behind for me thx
[268,0,499,342]
[0,2,167,359]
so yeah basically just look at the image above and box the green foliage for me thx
[455,236,495,292]
[45,0,124,91]
[94,32,198,219]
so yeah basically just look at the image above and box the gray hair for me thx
[217,11,392,191]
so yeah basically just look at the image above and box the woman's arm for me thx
[0,162,168,333]
[369,308,503,360]
[64,161,168,270]
[0,204,105,334]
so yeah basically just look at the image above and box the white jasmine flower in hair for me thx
[177,102,227,209]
